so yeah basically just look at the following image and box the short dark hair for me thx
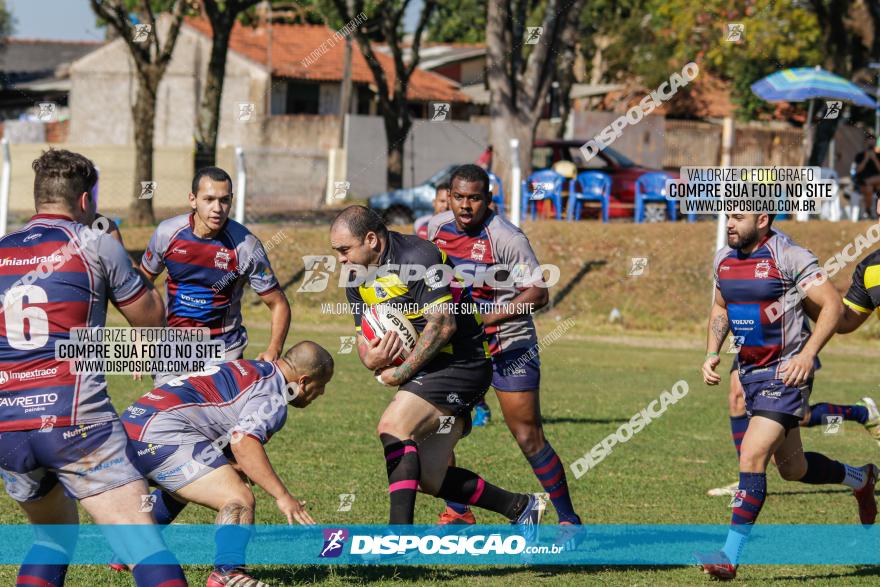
[767,213,776,226]
[332,205,388,240]
[450,164,490,197]
[435,182,451,192]
[32,149,98,209]
[192,166,233,195]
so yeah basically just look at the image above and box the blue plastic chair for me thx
[521,170,564,220]
[488,172,505,217]
[567,171,611,222]
[634,172,676,223]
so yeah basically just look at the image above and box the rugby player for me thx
[414,182,450,240]
[426,165,581,526]
[120,341,332,587]
[141,167,290,383]
[0,149,186,586]
[709,309,880,498]
[699,212,876,580]
[330,205,544,526]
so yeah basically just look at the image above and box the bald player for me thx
[119,341,334,587]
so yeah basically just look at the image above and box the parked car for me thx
[368,164,461,225]
[531,139,677,220]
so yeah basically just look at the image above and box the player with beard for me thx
[330,205,544,526]
[426,165,581,527]
[698,212,876,581]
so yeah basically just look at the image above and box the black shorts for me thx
[399,355,492,431]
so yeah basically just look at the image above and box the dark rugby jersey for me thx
[344,231,489,361]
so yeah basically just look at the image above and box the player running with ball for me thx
[427,165,581,527]
[699,212,877,581]
[330,206,544,526]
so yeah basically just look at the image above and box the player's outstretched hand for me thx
[779,353,814,387]
[702,355,721,385]
[365,332,403,368]
[277,494,315,525]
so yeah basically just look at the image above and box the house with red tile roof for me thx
[68,17,471,147]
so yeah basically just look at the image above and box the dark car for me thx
[368,164,461,225]
[531,139,677,220]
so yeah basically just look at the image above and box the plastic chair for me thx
[567,171,611,222]
[634,172,676,223]
[521,169,564,220]
[488,172,505,217]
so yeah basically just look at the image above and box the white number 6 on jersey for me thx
[3,285,50,350]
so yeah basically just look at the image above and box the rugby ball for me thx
[361,304,419,366]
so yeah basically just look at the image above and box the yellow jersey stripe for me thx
[844,298,872,315]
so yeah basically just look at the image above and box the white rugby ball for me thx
[361,304,419,366]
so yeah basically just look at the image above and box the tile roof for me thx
[185,18,468,103]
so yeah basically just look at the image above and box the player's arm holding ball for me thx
[347,287,405,370]
[377,257,457,387]
[703,286,728,385]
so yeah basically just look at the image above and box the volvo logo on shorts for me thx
[319,528,348,558]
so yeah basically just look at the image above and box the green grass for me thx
[2,313,880,585]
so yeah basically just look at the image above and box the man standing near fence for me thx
[140,167,291,384]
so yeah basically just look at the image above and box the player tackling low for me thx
[120,341,333,587]
[140,166,290,383]
[0,149,187,586]
[699,212,876,580]
[330,206,544,526]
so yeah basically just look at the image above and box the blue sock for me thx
[214,525,253,573]
[17,544,70,586]
[131,550,186,587]
[150,489,187,525]
[730,415,748,457]
[527,442,580,524]
[445,501,470,514]
[723,472,766,565]
[807,403,869,427]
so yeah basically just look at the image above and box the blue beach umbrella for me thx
[751,66,877,108]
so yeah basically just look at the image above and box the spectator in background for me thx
[477,145,493,172]
[415,182,450,239]
[854,135,880,215]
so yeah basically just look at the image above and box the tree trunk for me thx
[194,19,232,170]
[489,103,536,208]
[130,73,157,226]
[385,119,406,190]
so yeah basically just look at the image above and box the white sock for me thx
[842,464,867,489]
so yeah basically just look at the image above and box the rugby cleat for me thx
[854,463,878,525]
[555,516,584,551]
[706,482,740,497]
[437,506,476,525]
[206,568,272,587]
[695,550,737,581]
[512,493,546,526]
[473,403,491,427]
[108,562,129,573]
[859,397,880,446]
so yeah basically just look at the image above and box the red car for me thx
[530,139,678,220]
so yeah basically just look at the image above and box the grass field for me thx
[2,220,880,585]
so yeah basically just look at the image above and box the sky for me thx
[8,0,104,41]
[7,0,422,42]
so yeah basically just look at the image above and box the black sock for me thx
[382,434,420,524]
[436,466,529,520]
[800,451,846,484]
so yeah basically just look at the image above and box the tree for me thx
[193,0,264,170]
[427,0,485,44]
[89,0,189,226]
[0,1,15,47]
[322,0,438,190]
[486,0,585,199]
